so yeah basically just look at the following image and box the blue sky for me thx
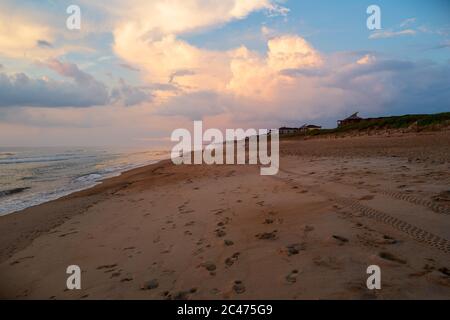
[183,0,450,60]
[0,0,449,146]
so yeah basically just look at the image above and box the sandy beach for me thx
[0,131,449,299]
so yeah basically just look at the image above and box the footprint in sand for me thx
[215,228,227,238]
[232,280,246,294]
[219,216,231,225]
[161,248,172,254]
[438,267,450,277]
[285,270,299,284]
[332,235,349,245]
[200,262,216,276]
[380,235,398,245]
[379,251,407,264]
[200,261,216,271]
[225,252,240,267]
[284,243,306,256]
[224,239,234,246]
[211,208,226,215]
[164,288,197,300]
[256,230,278,240]
[141,279,159,290]
[96,264,118,270]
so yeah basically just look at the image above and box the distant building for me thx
[301,124,322,132]
[337,112,363,127]
[279,127,300,135]
[278,124,322,135]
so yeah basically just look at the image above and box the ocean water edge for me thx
[0,147,169,216]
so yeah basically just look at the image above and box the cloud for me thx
[110,78,152,106]
[112,0,287,91]
[226,35,322,99]
[155,91,227,119]
[154,48,450,127]
[37,39,53,48]
[0,59,152,108]
[357,54,376,65]
[0,11,53,58]
[119,63,140,72]
[109,1,448,127]
[400,18,416,28]
[0,71,109,108]
[106,0,282,34]
[426,40,450,51]
[43,59,100,84]
[169,69,197,83]
[369,29,416,39]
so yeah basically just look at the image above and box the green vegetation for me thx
[281,112,450,139]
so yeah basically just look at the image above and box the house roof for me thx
[343,112,362,120]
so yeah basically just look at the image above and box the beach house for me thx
[337,112,363,127]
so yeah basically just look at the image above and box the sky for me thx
[0,0,449,147]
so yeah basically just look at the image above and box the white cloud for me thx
[0,11,53,59]
[369,29,416,39]
[400,18,416,28]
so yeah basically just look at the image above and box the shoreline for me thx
[0,131,449,299]
[0,155,167,217]
[0,158,171,263]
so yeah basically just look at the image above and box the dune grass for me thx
[281,112,450,139]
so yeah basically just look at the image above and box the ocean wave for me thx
[0,187,30,198]
[0,148,166,215]
[74,173,103,183]
[0,154,95,164]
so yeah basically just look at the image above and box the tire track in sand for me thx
[280,168,450,216]
[273,168,450,254]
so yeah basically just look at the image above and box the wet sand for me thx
[0,131,449,299]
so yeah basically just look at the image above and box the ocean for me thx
[0,147,169,216]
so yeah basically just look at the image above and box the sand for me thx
[0,131,449,299]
